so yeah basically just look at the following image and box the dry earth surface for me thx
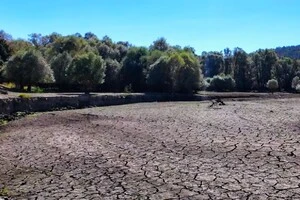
[0,98,300,200]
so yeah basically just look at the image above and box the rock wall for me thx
[0,93,207,117]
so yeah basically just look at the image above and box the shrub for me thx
[266,79,279,93]
[206,75,235,91]
[291,76,300,89]
[124,84,132,93]
[31,86,44,93]
[0,119,8,126]
[203,78,212,90]
[1,82,15,89]
[296,84,300,93]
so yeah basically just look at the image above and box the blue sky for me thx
[1,0,300,53]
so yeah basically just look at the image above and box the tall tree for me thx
[271,58,295,91]
[0,38,11,63]
[233,48,252,91]
[5,50,54,91]
[28,33,50,48]
[101,59,121,92]
[174,51,203,93]
[251,49,278,90]
[203,52,224,77]
[0,30,13,41]
[150,37,169,52]
[68,52,106,93]
[50,52,73,86]
[147,56,175,92]
[120,47,148,92]
[84,32,98,41]
[223,48,233,75]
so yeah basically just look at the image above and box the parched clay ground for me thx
[0,98,300,200]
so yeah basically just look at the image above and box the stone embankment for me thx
[0,92,296,117]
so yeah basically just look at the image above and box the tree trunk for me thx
[19,84,24,91]
[27,85,32,92]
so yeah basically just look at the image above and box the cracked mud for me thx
[0,98,300,199]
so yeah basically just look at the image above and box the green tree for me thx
[0,39,11,62]
[251,49,278,90]
[271,58,296,91]
[120,47,148,92]
[174,52,203,93]
[266,79,279,93]
[46,35,92,59]
[97,43,116,59]
[223,48,233,75]
[207,75,235,92]
[0,38,12,81]
[101,59,121,92]
[147,56,175,92]
[115,42,129,62]
[84,32,98,41]
[5,50,54,91]
[0,30,13,41]
[10,39,33,54]
[50,52,73,86]
[203,52,224,77]
[69,52,106,93]
[233,48,252,91]
[291,76,300,91]
[150,37,169,52]
[28,33,50,48]
[296,84,300,93]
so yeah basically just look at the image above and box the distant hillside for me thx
[275,45,300,59]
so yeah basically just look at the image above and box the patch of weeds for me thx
[0,119,8,126]
[124,84,133,93]
[31,86,44,93]
[0,112,34,126]
[0,186,10,196]
[27,113,38,118]
[18,93,31,99]
[15,112,26,118]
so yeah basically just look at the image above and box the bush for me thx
[296,84,300,93]
[124,84,133,93]
[266,79,279,93]
[206,75,235,91]
[31,86,44,93]
[19,93,31,99]
[291,76,300,89]
[1,82,15,89]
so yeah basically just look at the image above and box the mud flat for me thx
[0,98,300,199]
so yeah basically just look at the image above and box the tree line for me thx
[0,30,299,93]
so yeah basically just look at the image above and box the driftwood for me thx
[209,97,225,108]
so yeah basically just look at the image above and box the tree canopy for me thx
[1,29,300,93]
[6,50,54,91]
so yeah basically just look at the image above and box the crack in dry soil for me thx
[0,99,300,200]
